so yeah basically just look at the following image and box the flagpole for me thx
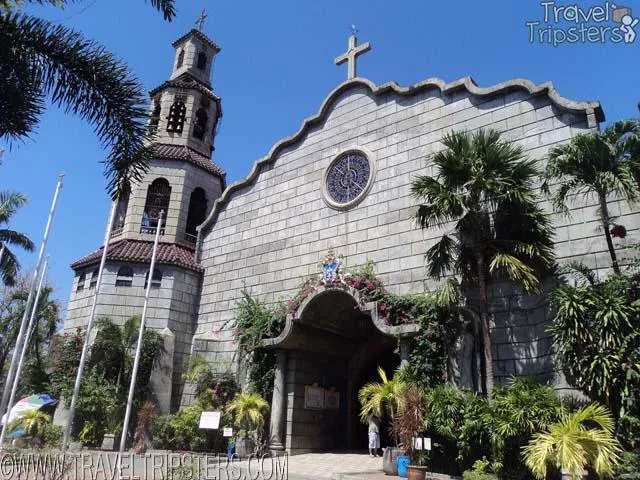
[0,257,49,438]
[0,173,64,450]
[118,210,163,466]
[61,200,117,455]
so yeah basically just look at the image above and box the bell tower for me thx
[148,24,222,156]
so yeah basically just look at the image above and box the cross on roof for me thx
[195,9,208,32]
[334,32,371,80]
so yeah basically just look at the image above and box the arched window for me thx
[141,178,171,234]
[193,109,208,140]
[76,272,86,292]
[166,99,187,133]
[149,101,161,130]
[197,52,207,70]
[115,267,134,287]
[89,269,99,289]
[144,269,163,289]
[176,49,185,69]
[185,188,207,242]
[111,191,129,236]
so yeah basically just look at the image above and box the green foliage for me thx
[49,328,84,403]
[229,289,284,401]
[168,392,228,452]
[543,119,640,274]
[151,414,175,450]
[9,409,51,441]
[0,1,176,197]
[75,367,120,446]
[42,422,62,448]
[358,367,407,446]
[614,450,640,480]
[462,459,500,480]
[226,392,269,443]
[523,404,623,480]
[411,128,555,396]
[548,272,640,420]
[0,191,34,285]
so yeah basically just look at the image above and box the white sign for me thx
[199,411,221,430]
[413,437,431,450]
[223,427,233,437]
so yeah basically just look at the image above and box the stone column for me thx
[268,350,287,451]
[399,337,412,367]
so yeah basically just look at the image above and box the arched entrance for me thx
[263,285,418,455]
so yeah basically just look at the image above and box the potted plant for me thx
[396,387,429,480]
[359,367,407,475]
[8,410,52,448]
[225,392,269,458]
[523,403,622,480]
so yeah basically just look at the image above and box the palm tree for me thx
[0,191,34,286]
[523,404,622,480]
[358,366,407,446]
[225,392,269,440]
[0,0,176,197]
[411,129,555,397]
[8,409,51,440]
[543,120,640,275]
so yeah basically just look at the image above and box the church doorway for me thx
[264,285,404,455]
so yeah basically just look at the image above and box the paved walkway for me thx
[282,451,385,479]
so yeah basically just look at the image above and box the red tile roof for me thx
[70,239,202,272]
[151,143,226,181]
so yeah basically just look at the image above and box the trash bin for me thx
[397,455,410,478]
[227,442,236,459]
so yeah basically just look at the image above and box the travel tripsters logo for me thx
[527,2,638,46]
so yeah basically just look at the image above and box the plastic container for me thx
[227,442,236,459]
[397,455,410,478]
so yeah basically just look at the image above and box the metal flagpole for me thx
[61,200,117,455]
[0,173,64,450]
[0,257,49,441]
[117,210,163,467]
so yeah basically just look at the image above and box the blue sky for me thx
[1,0,638,316]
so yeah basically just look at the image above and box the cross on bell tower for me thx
[334,29,371,80]
[195,9,207,31]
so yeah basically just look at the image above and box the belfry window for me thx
[111,191,129,236]
[185,187,207,242]
[193,109,208,140]
[89,269,99,289]
[144,269,163,289]
[176,49,185,69]
[150,101,161,130]
[141,178,170,235]
[166,99,187,133]
[76,272,86,292]
[197,52,207,70]
[115,267,134,287]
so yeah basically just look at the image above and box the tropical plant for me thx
[8,409,51,440]
[0,191,34,285]
[543,120,640,274]
[548,271,640,418]
[396,387,428,465]
[182,354,211,384]
[135,401,157,453]
[463,458,500,480]
[523,404,623,480]
[0,0,176,197]
[358,366,407,446]
[411,129,555,396]
[225,392,269,442]
[0,277,59,390]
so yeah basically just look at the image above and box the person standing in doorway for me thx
[368,414,381,457]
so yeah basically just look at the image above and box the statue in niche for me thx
[448,322,476,390]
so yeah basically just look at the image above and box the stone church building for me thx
[63,26,636,454]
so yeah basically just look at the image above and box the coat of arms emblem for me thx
[321,250,342,284]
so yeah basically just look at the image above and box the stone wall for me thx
[195,77,639,385]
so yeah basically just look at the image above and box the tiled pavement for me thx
[279,451,385,479]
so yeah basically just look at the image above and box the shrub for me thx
[463,459,500,480]
[151,414,175,450]
[614,450,640,480]
[42,423,63,448]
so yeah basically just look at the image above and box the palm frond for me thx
[490,253,541,293]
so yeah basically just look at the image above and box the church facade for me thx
[63,27,638,454]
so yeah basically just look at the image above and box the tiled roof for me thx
[172,29,220,52]
[71,239,202,272]
[151,143,226,180]
[149,73,219,101]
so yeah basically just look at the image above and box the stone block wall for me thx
[195,78,638,387]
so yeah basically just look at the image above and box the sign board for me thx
[223,427,233,437]
[413,437,431,450]
[199,411,221,430]
[304,385,325,409]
